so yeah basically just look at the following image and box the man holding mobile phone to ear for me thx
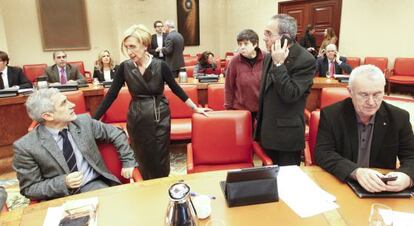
[316,43,352,77]
[255,14,316,166]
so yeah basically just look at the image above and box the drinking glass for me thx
[205,219,225,226]
[326,70,332,80]
[369,203,393,226]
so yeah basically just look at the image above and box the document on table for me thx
[278,166,338,218]
[379,209,414,226]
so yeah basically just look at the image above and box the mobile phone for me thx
[280,34,291,48]
[379,175,398,182]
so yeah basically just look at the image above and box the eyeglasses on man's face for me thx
[56,55,67,59]
[356,91,384,102]
[263,30,281,38]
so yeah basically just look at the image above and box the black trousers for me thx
[264,149,301,166]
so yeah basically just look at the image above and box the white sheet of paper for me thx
[380,209,414,226]
[42,206,64,226]
[278,165,339,218]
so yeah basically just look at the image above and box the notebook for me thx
[347,180,413,198]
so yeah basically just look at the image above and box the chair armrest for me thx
[252,141,273,166]
[386,69,394,79]
[132,168,143,182]
[186,143,195,173]
[303,141,313,166]
[304,109,311,124]
[28,121,38,132]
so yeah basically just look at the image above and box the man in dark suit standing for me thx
[315,65,414,192]
[255,14,316,166]
[316,44,352,77]
[148,20,167,60]
[44,51,86,85]
[0,51,32,89]
[13,88,137,201]
[161,20,185,77]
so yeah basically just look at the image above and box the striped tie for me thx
[59,129,78,172]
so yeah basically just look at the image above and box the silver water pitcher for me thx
[165,182,198,226]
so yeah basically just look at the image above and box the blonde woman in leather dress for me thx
[94,24,209,180]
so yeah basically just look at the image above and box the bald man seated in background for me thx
[316,44,352,77]
[315,65,414,193]
[13,88,137,201]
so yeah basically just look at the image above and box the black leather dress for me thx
[94,58,188,180]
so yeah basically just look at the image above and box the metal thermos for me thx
[165,182,198,226]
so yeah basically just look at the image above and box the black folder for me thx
[49,84,79,92]
[347,180,413,198]
[0,89,18,98]
[220,165,279,207]
[197,75,219,83]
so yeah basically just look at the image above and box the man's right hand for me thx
[355,168,387,193]
[65,172,83,189]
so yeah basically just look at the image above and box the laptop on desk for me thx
[220,165,279,207]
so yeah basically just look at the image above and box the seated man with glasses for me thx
[44,50,87,85]
[13,88,137,201]
[315,65,414,192]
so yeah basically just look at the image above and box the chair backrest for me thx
[207,84,225,110]
[98,142,130,184]
[320,87,350,109]
[346,57,361,70]
[363,57,388,73]
[164,85,198,118]
[393,58,414,76]
[308,111,320,164]
[184,57,198,67]
[65,91,88,114]
[102,87,130,123]
[22,64,48,83]
[185,65,195,78]
[68,61,86,75]
[192,110,253,165]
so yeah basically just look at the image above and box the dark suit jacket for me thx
[162,30,185,72]
[44,64,86,84]
[3,66,32,89]
[92,65,119,82]
[13,114,137,200]
[315,98,414,182]
[254,43,316,151]
[148,33,167,60]
[316,56,352,76]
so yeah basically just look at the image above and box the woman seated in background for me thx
[225,29,264,129]
[193,51,220,78]
[318,27,337,57]
[93,50,119,82]
[300,24,317,57]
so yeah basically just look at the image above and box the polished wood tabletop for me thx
[1,166,412,226]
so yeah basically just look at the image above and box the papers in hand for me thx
[278,166,338,218]
[43,197,98,226]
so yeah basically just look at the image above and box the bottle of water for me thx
[179,71,188,83]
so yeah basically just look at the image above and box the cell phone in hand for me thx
[379,175,398,182]
[280,34,291,48]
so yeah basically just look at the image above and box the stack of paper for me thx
[278,166,338,218]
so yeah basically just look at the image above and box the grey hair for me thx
[164,20,175,29]
[271,14,297,39]
[348,65,386,90]
[25,88,60,123]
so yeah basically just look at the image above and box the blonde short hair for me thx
[121,24,151,55]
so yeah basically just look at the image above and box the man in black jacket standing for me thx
[148,20,167,60]
[255,14,316,166]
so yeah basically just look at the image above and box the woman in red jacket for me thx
[225,29,265,128]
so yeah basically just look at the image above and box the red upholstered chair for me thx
[164,85,198,140]
[22,64,47,83]
[304,111,320,166]
[345,57,361,71]
[320,87,350,109]
[185,65,195,78]
[187,110,272,173]
[363,57,388,73]
[68,61,92,83]
[387,58,414,95]
[184,57,198,67]
[98,142,142,183]
[101,87,130,129]
[206,84,225,110]
[28,90,88,131]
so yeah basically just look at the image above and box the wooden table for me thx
[1,166,412,226]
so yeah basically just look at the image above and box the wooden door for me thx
[279,0,342,48]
